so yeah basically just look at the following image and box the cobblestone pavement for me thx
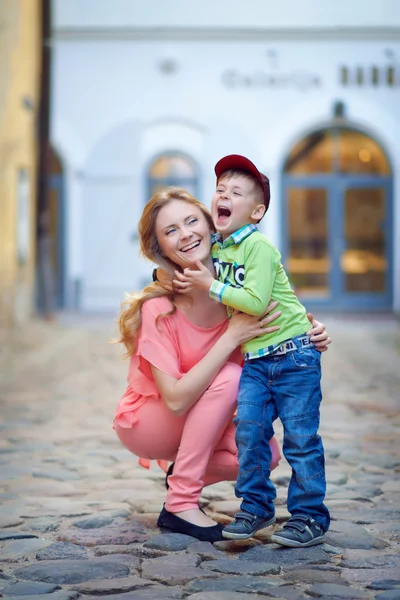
[0,313,399,600]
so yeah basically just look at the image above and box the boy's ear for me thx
[251,203,266,222]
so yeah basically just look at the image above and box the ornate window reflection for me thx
[148,153,198,199]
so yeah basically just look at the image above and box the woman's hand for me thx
[225,301,281,347]
[306,313,332,352]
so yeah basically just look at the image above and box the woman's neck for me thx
[174,290,227,328]
[203,254,216,274]
[173,255,226,328]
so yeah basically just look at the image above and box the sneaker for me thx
[271,514,325,547]
[222,510,276,540]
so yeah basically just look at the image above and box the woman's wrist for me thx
[221,329,241,353]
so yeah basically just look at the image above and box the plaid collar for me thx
[211,224,258,248]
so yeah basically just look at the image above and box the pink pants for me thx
[115,362,281,512]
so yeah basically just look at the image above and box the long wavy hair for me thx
[117,187,214,356]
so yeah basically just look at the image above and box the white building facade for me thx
[50,0,400,314]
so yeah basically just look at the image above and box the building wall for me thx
[53,0,400,29]
[0,0,41,326]
[51,0,400,313]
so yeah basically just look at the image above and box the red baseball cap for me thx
[215,154,270,212]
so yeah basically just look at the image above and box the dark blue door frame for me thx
[49,174,66,308]
[281,175,393,311]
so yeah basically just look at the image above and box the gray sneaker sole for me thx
[271,532,325,547]
[222,516,276,540]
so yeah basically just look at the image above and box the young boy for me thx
[179,154,330,547]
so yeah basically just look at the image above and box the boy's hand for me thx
[174,260,216,292]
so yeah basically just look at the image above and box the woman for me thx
[114,188,331,542]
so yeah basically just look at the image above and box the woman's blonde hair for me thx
[117,187,214,356]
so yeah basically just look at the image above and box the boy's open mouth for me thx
[217,206,231,218]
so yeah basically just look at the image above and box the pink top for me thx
[114,296,243,431]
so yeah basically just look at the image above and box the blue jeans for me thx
[234,335,330,532]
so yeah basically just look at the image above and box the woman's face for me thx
[155,199,212,269]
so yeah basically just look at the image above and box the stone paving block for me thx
[5,479,80,496]
[13,559,130,584]
[284,568,346,585]
[70,576,154,595]
[143,533,198,551]
[96,508,132,519]
[57,521,150,546]
[284,563,342,573]
[326,520,389,549]
[237,544,331,565]
[0,594,79,600]
[341,568,399,586]
[359,455,400,470]
[32,468,81,481]
[95,553,141,568]
[72,515,120,529]
[57,527,148,546]
[36,542,88,560]
[367,580,400,591]
[374,591,400,600]
[185,540,224,560]
[17,499,95,518]
[325,471,348,486]
[83,587,184,599]
[186,593,272,600]
[368,522,400,540]
[143,553,201,568]
[331,508,400,525]
[141,561,217,586]
[305,583,373,598]
[93,543,166,558]
[1,538,52,560]
[200,559,281,575]
[323,543,344,555]
[381,480,400,493]
[0,580,61,596]
[213,537,262,553]
[185,575,288,596]
[0,516,24,528]
[339,553,399,569]
[20,517,60,533]
[256,587,308,599]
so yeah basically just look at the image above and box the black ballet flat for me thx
[157,506,224,542]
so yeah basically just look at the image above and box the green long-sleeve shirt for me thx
[210,224,311,359]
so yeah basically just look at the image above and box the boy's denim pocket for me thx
[291,345,321,369]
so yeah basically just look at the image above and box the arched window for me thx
[282,126,392,309]
[284,128,390,176]
[148,153,198,199]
